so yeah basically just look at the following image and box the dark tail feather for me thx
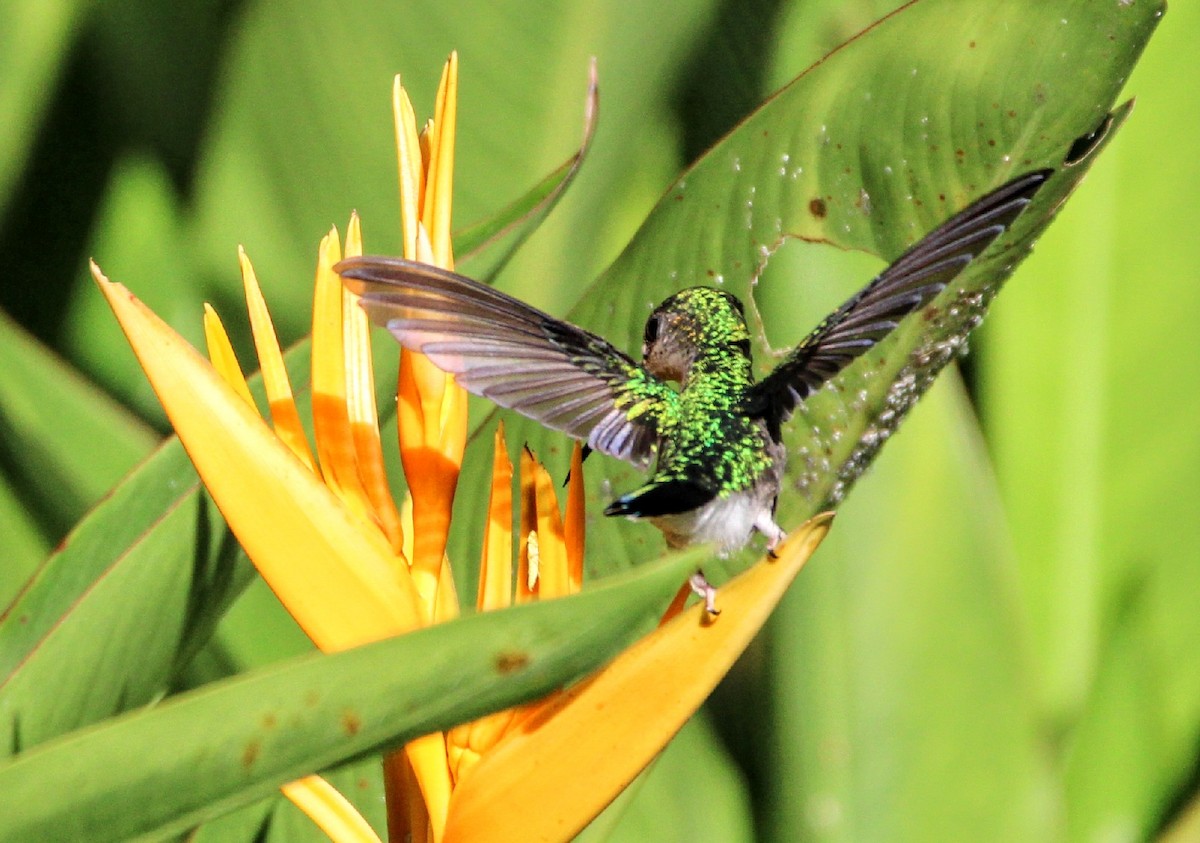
[603,478,714,518]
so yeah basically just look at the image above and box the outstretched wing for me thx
[337,257,675,467]
[744,169,1050,432]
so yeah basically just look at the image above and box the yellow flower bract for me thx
[93,53,832,843]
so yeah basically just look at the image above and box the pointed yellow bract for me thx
[281,776,384,843]
[443,513,834,843]
[239,246,318,474]
[564,443,586,593]
[94,265,422,651]
[342,215,406,554]
[202,304,255,408]
[95,54,832,843]
[477,424,515,613]
[393,54,469,612]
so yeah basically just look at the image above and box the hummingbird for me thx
[338,169,1048,584]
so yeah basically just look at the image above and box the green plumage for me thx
[338,169,1048,553]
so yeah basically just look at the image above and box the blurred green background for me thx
[0,0,1195,840]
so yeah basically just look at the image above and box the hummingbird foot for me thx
[689,570,720,616]
[755,511,786,559]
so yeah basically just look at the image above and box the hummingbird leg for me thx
[689,570,720,615]
[755,511,786,559]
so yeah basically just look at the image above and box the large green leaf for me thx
[0,346,319,757]
[0,545,705,842]
[447,0,1161,582]
[980,1,1200,836]
[0,308,156,598]
[0,0,84,222]
[758,373,1057,840]
[62,156,207,427]
[1,1,1178,840]
[453,63,598,283]
[188,0,721,344]
[0,440,246,756]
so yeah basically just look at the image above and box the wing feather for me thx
[338,257,677,466]
[745,169,1050,432]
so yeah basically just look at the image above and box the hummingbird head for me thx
[641,287,753,383]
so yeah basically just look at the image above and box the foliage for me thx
[0,0,1189,840]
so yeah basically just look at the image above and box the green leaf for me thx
[453,64,598,282]
[758,374,1056,840]
[187,0,722,344]
[0,473,48,595]
[0,441,249,756]
[0,545,705,843]
[980,0,1200,834]
[0,0,83,220]
[67,156,206,427]
[447,0,1162,581]
[0,330,319,756]
[0,309,156,564]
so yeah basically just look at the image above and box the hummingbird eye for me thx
[643,315,661,347]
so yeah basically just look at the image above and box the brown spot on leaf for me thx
[242,740,261,769]
[495,650,531,674]
[342,710,362,737]
[808,198,827,218]
[262,713,277,730]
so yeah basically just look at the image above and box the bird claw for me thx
[765,527,785,559]
[756,512,786,559]
[689,571,720,616]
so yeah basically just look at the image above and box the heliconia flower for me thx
[93,54,832,843]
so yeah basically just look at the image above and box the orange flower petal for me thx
[448,703,516,786]
[94,265,423,651]
[239,247,319,474]
[381,751,432,843]
[433,555,460,624]
[564,443,585,593]
[397,351,458,605]
[342,214,405,552]
[312,228,381,529]
[399,733,451,843]
[515,448,538,604]
[443,513,835,843]
[532,459,568,600]
[281,775,383,843]
[202,304,255,409]
[423,52,457,268]
[477,423,514,613]
[393,76,423,260]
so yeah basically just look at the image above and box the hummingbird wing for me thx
[744,169,1050,432]
[338,257,677,467]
